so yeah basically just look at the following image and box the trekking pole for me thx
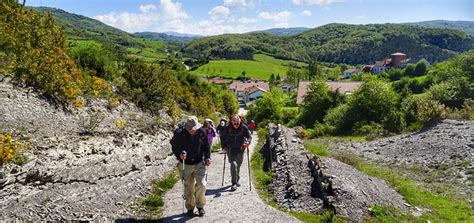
[181,151,186,214]
[247,145,252,191]
[221,152,227,187]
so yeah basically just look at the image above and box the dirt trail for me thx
[160,133,299,222]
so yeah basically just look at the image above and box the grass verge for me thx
[142,168,179,214]
[303,140,474,222]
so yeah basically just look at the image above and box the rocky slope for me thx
[328,120,473,201]
[0,77,177,221]
[264,125,411,222]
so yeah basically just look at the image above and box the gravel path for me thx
[160,133,299,222]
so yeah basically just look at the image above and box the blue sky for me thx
[26,0,473,36]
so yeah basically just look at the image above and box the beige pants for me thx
[181,162,207,210]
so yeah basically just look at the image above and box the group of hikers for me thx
[170,114,256,217]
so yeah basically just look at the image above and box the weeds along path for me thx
[160,133,299,222]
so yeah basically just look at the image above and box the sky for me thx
[26,0,473,36]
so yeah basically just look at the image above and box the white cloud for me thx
[301,10,312,16]
[238,17,257,24]
[292,0,338,5]
[356,14,366,19]
[224,0,248,7]
[258,11,292,22]
[209,6,230,19]
[139,4,157,13]
[95,0,189,33]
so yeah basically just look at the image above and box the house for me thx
[243,86,268,102]
[297,81,363,104]
[229,80,270,103]
[342,69,360,79]
[279,83,293,92]
[372,60,389,74]
[207,77,229,85]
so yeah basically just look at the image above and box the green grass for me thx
[211,143,221,152]
[303,140,474,222]
[303,141,331,157]
[191,54,307,80]
[142,168,179,212]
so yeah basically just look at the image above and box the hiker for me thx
[220,115,252,191]
[202,119,216,145]
[216,118,227,146]
[248,120,256,134]
[170,116,211,217]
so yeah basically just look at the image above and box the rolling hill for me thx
[183,23,473,65]
[249,27,310,36]
[407,20,474,36]
[31,7,169,61]
[190,54,307,80]
[133,32,199,44]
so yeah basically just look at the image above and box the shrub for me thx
[427,78,470,108]
[416,98,446,124]
[323,103,351,135]
[0,1,84,104]
[78,111,105,134]
[353,121,384,140]
[0,133,29,164]
[115,119,127,129]
[281,107,299,125]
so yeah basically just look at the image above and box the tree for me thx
[220,90,238,115]
[286,68,305,87]
[70,41,112,78]
[308,60,320,80]
[299,81,336,127]
[247,88,284,124]
[276,74,281,84]
[404,64,416,77]
[414,61,427,76]
[269,73,276,86]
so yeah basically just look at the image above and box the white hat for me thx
[185,116,201,131]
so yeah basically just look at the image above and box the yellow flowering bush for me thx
[0,133,28,164]
[116,119,127,129]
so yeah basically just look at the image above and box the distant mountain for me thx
[163,31,203,38]
[249,27,310,36]
[133,32,199,44]
[406,20,474,36]
[183,23,473,65]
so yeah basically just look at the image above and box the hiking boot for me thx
[230,184,238,191]
[186,209,194,217]
[197,207,205,217]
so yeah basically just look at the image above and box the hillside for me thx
[407,20,474,36]
[190,54,306,80]
[183,23,473,64]
[32,7,135,46]
[32,7,169,60]
[133,32,198,44]
[249,27,310,36]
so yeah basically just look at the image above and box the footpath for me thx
[160,133,299,222]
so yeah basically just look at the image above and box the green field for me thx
[191,54,307,80]
[126,38,168,61]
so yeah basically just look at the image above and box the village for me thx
[205,52,430,107]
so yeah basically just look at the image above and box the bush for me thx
[427,78,470,108]
[0,133,29,164]
[281,107,299,125]
[416,98,446,124]
[0,1,84,104]
[353,122,384,140]
[78,111,105,134]
[323,103,351,135]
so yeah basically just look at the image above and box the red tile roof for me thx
[229,80,270,92]
[297,81,363,104]
[244,86,268,94]
[208,77,229,84]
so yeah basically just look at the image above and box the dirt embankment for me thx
[0,78,177,221]
[328,120,473,201]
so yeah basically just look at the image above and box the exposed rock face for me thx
[329,119,473,200]
[0,78,177,221]
[266,124,409,222]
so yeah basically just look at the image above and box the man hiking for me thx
[170,116,211,217]
[220,115,252,191]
